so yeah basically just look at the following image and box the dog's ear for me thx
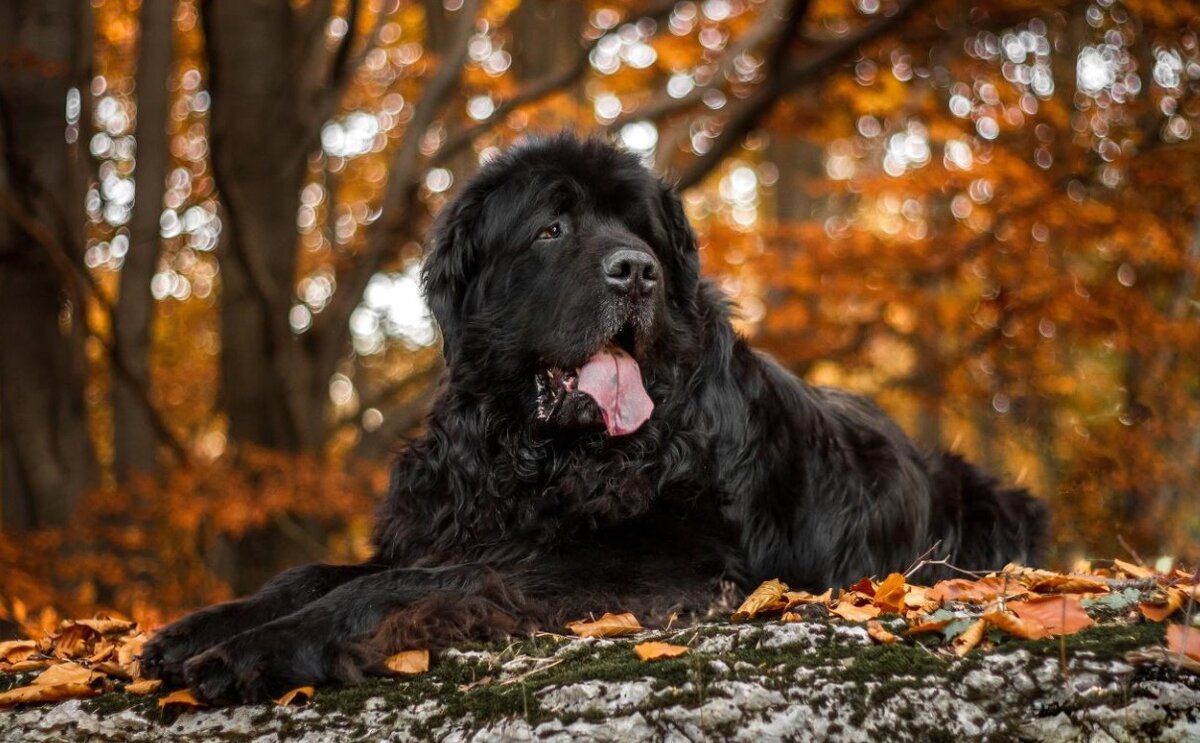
[422,198,478,361]
[659,181,701,302]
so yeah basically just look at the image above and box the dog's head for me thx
[422,134,701,437]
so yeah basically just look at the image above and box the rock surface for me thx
[2,618,1197,742]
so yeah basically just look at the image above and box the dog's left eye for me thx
[536,222,563,241]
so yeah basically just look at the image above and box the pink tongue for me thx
[576,347,654,436]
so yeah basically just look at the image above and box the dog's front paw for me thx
[141,621,212,689]
[183,631,324,704]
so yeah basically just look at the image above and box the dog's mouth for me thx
[535,322,654,437]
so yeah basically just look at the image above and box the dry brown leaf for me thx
[567,612,644,638]
[873,573,907,614]
[383,649,430,675]
[34,662,98,687]
[124,679,162,696]
[780,611,803,622]
[731,579,789,622]
[1028,574,1110,595]
[0,640,37,665]
[905,618,951,635]
[866,619,898,644]
[88,641,116,664]
[952,619,987,656]
[982,610,1049,640]
[70,618,135,635]
[117,633,147,678]
[158,689,205,710]
[275,686,315,706]
[1139,588,1185,622]
[53,624,96,659]
[903,585,930,611]
[93,661,132,681]
[5,660,49,673]
[1167,624,1200,662]
[633,641,688,661]
[929,577,1007,604]
[0,683,99,707]
[783,588,832,609]
[1113,559,1155,578]
[1007,595,1094,636]
[829,601,880,623]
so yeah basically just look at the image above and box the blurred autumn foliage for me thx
[1,0,1198,636]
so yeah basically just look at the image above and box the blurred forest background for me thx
[1,0,1198,635]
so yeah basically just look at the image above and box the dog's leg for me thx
[182,564,511,704]
[142,562,383,688]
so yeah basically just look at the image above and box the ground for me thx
[2,615,1198,742]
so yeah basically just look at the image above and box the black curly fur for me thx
[142,135,1048,703]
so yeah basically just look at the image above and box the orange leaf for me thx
[905,618,951,635]
[873,573,907,614]
[982,610,1049,640]
[952,619,987,656]
[567,612,644,638]
[275,686,315,706]
[1028,574,1109,595]
[866,620,897,644]
[1113,559,1155,578]
[124,679,162,696]
[70,618,135,635]
[929,577,1007,604]
[33,662,99,687]
[1167,624,1200,662]
[829,601,880,623]
[783,588,832,609]
[384,649,430,675]
[780,611,804,622]
[633,641,688,661]
[0,683,99,707]
[732,579,789,622]
[158,689,205,710]
[1007,595,1094,636]
[0,640,37,665]
[53,624,96,659]
[1138,589,1185,622]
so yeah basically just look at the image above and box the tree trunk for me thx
[201,0,333,453]
[112,0,176,483]
[0,1,97,531]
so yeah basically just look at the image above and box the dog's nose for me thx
[602,249,659,295]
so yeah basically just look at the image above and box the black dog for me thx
[142,135,1048,703]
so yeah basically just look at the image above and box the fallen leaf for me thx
[1167,624,1200,662]
[88,641,116,664]
[1139,588,1185,622]
[903,585,931,611]
[158,689,205,710]
[93,661,132,681]
[952,619,987,656]
[829,601,880,623]
[70,618,135,635]
[873,573,907,614]
[124,679,162,696]
[275,686,315,706]
[117,633,147,678]
[866,620,897,644]
[53,624,96,659]
[731,579,789,622]
[34,662,98,687]
[982,610,1049,640]
[905,618,951,635]
[0,683,99,707]
[1028,574,1109,595]
[0,640,37,665]
[783,588,832,609]
[929,577,1008,604]
[5,660,48,673]
[1008,595,1094,636]
[567,612,644,638]
[1113,559,1155,578]
[849,577,876,597]
[780,612,804,622]
[633,642,688,661]
[384,649,430,675]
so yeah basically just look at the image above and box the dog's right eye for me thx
[536,222,563,241]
